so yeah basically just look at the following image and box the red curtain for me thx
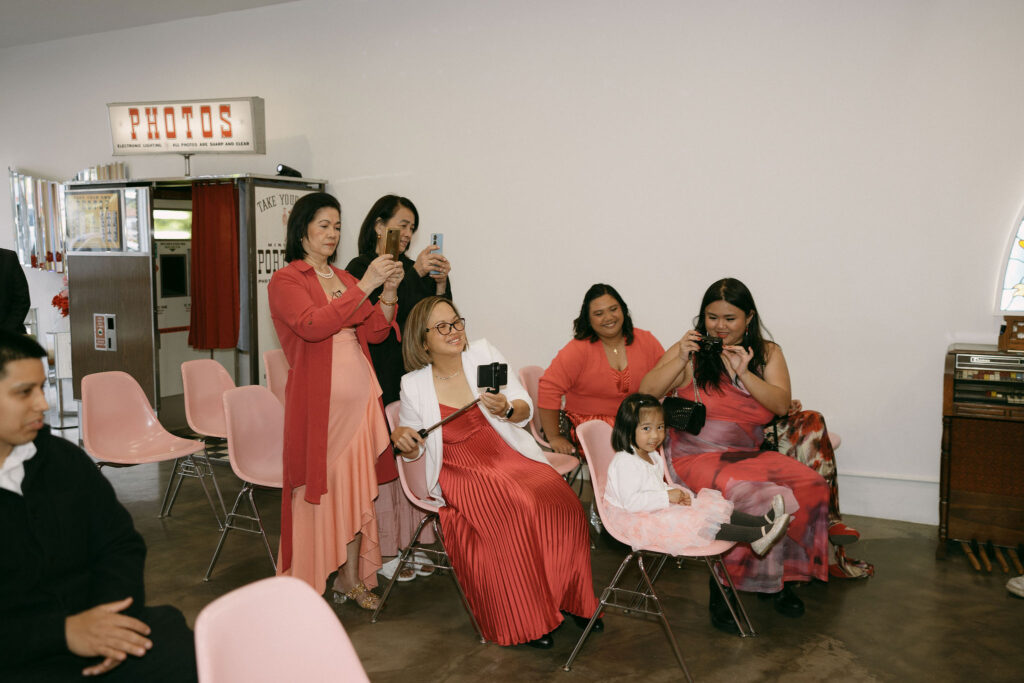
[188,181,239,349]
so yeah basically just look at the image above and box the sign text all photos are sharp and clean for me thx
[107,97,266,155]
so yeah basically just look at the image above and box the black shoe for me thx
[773,583,805,618]
[569,613,604,632]
[708,575,740,634]
[526,633,554,649]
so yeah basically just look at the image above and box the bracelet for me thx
[380,295,398,306]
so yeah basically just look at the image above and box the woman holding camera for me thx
[538,283,665,454]
[639,278,830,625]
[391,297,598,649]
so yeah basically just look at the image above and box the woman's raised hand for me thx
[722,344,754,375]
[413,245,449,280]
[358,254,401,293]
[678,330,702,361]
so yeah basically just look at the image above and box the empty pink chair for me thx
[195,575,369,682]
[371,401,485,643]
[263,348,289,405]
[517,365,582,489]
[563,420,755,680]
[82,371,222,528]
[182,359,235,440]
[204,385,284,581]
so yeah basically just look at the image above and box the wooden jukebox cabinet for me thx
[939,344,1024,557]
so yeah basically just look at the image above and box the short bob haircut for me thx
[402,296,465,372]
[356,195,420,256]
[692,277,774,392]
[572,283,635,345]
[283,192,341,264]
[611,393,664,454]
[0,331,47,379]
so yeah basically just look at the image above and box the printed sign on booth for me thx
[107,98,265,155]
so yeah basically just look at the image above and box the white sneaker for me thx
[410,550,436,577]
[378,556,416,582]
[751,514,792,557]
[771,494,786,522]
[1008,575,1024,598]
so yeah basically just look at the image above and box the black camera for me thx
[476,362,508,394]
[698,335,723,354]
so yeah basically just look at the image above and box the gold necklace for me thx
[434,368,462,381]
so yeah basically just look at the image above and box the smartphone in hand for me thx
[430,233,444,276]
[384,228,402,259]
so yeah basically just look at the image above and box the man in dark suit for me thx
[0,332,197,682]
[0,248,31,334]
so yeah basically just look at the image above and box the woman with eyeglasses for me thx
[268,192,403,610]
[390,297,599,650]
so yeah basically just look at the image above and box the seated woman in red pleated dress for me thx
[640,278,831,629]
[391,297,599,649]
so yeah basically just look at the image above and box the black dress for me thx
[344,252,452,405]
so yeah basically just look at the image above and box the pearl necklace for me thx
[305,260,334,278]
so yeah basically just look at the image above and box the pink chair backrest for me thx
[82,371,166,460]
[576,420,615,510]
[263,349,289,405]
[222,386,284,488]
[517,365,549,447]
[181,359,235,438]
[194,575,369,683]
[385,400,441,512]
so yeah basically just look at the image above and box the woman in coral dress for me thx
[268,192,403,609]
[391,297,598,649]
[640,278,830,627]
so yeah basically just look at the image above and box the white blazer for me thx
[397,338,550,504]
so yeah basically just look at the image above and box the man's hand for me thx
[65,597,152,676]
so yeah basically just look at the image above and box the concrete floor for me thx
[53,401,1022,683]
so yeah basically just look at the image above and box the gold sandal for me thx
[344,582,381,610]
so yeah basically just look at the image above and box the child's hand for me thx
[668,489,691,506]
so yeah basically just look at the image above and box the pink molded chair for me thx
[204,385,284,581]
[82,371,222,528]
[263,349,289,405]
[517,365,582,490]
[563,420,755,680]
[182,359,235,440]
[195,576,369,683]
[371,402,485,643]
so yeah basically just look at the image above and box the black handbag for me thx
[662,379,705,435]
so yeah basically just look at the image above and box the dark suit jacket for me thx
[0,248,31,333]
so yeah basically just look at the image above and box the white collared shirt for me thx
[0,442,37,496]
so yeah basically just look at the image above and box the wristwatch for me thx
[504,401,515,420]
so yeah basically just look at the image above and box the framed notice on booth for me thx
[65,191,122,251]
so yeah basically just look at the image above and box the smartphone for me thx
[384,227,402,259]
[476,362,508,394]
[429,233,444,276]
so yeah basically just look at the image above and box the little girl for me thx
[603,393,790,556]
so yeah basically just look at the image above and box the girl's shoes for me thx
[410,550,436,577]
[751,513,791,557]
[770,494,785,522]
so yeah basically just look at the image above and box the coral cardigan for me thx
[537,328,665,417]
[268,260,398,571]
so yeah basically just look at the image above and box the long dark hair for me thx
[612,393,663,454]
[284,192,341,264]
[355,195,419,255]
[572,283,635,345]
[692,278,774,391]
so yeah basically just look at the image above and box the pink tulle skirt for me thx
[602,487,734,555]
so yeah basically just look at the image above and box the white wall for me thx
[4,0,1024,524]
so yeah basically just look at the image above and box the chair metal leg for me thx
[200,451,228,517]
[708,556,756,637]
[434,518,486,644]
[371,514,432,623]
[189,454,225,529]
[564,550,637,671]
[248,487,276,572]
[204,487,245,581]
[638,554,693,682]
[159,458,185,518]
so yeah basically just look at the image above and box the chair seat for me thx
[543,450,580,476]
[91,433,204,465]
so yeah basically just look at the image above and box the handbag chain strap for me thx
[689,359,701,404]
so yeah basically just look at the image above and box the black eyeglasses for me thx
[426,318,466,335]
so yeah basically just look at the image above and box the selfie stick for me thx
[416,397,482,438]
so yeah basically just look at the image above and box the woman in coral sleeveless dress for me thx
[641,278,830,627]
[268,192,403,609]
[391,297,598,649]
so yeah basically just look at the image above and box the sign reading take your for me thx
[107,97,265,155]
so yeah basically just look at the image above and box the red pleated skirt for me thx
[437,404,598,645]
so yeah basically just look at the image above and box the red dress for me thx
[437,405,598,645]
[665,378,830,593]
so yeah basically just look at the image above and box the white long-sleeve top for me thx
[605,449,681,513]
